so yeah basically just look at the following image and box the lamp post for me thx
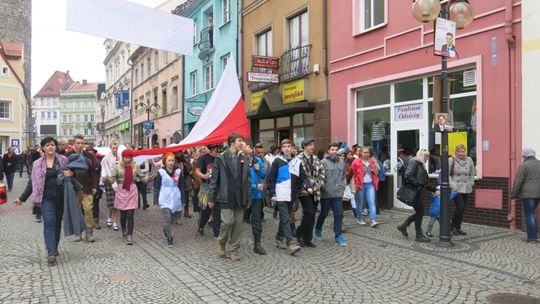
[412,0,474,247]
[135,101,161,148]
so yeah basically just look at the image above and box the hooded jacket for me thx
[250,155,267,200]
[321,154,346,199]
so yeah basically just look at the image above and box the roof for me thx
[66,81,100,92]
[0,41,23,58]
[34,71,75,98]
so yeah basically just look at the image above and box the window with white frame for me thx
[76,114,80,122]
[172,86,178,111]
[90,114,94,122]
[222,0,231,24]
[359,0,385,32]
[84,114,88,122]
[221,53,230,72]
[41,112,45,119]
[0,100,10,119]
[154,51,159,72]
[62,115,67,122]
[257,29,273,56]
[147,57,151,77]
[1,66,9,77]
[283,11,309,81]
[190,71,198,96]
[204,63,214,91]
[289,11,308,49]
[163,51,169,66]
[53,111,57,119]
[140,63,144,81]
[134,69,139,85]
[47,112,51,119]
[193,19,198,44]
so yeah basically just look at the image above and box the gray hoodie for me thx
[321,154,346,199]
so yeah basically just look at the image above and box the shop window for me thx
[293,113,313,126]
[293,126,314,149]
[395,78,423,103]
[429,69,477,98]
[259,130,275,150]
[356,85,390,108]
[260,119,274,130]
[356,107,390,160]
[277,117,290,128]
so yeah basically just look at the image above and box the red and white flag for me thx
[130,60,250,163]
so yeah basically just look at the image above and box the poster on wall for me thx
[432,112,453,132]
[434,18,457,58]
[448,132,468,156]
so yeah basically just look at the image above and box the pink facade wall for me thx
[330,0,522,178]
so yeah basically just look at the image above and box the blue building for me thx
[173,0,240,134]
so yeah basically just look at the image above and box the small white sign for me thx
[395,103,423,122]
[247,72,279,83]
[463,70,476,87]
[188,106,204,116]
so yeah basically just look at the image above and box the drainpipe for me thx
[128,59,134,146]
[505,0,517,232]
[237,0,242,91]
[322,0,329,101]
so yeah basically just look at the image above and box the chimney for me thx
[82,79,88,85]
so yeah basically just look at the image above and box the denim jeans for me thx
[276,201,293,242]
[5,171,15,190]
[522,198,539,240]
[41,197,63,256]
[316,197,344,238]
[355,182,377,222]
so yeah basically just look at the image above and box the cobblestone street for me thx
[1,175,539,304]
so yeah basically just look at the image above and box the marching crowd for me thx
[2,132,539,266]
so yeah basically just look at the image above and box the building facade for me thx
[242,0,331,150]
[0,42,27,152]
[330,1,522,229]
[102,39,134,147]
[59,81,105,144]
[130,46,183,149]
[174,0,240,134]
[32,71,74,142]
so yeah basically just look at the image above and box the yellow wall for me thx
[0,55,27,152]
[242,0,330,111]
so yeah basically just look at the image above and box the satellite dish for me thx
[172,131,183,144]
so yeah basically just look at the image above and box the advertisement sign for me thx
[448,132,468,156]
[11,139,19,147]
[251,89,267,110]
[434,18,457,57]
[247,72,279,83]
[252,55,279,69]
[188,105,204,117]
[395,103,423,122]
[143,121,154,130]
[116,90,130,109]
[283,79,306,104]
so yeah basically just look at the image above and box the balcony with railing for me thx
[198,25,215,60]
[280,44,311,83]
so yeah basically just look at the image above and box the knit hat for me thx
[337,148,347,156]
[121,148,135,158]
[522,147,536,157]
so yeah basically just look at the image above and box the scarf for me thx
[31,154,66,205]
[123,164,133,190]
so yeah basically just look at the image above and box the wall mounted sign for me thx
[283,79,306,104]
[188,105,204,116]
[395,103,423,122]
[247,72,279,83]
[251,89,267,110]
[252,55,279,69]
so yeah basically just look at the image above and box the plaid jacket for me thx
[296,152,325,202]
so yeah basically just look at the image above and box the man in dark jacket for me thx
[511,147,540,244]
[65,134,100,242]
[207,133,251,261]
[314,143,347,246]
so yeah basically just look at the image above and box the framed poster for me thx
[434,18,457,58]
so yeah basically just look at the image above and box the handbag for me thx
[397,183,417,206]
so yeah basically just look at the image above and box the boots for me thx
[126,235,134,245]
[426,227,434,238]
[174,213,184,225]
[275,236,286,249]
[167,237,174,248]
[415,232,431,243]
[287,240,301,255]
[397,223,409,237]
[217,243,226,257]
[93,218,102,229]
[253,243,267,255]
[85,229,96,242]
[184,205,192,218]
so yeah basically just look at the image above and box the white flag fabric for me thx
[66,0,194,55]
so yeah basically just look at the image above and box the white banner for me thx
[66,0,194,56]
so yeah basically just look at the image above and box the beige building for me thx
[130,46,183,148]
[242,0,331,150]
[0,42,28,153]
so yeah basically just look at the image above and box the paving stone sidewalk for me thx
[0,175,539,304]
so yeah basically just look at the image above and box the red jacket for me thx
[351,157,379,191]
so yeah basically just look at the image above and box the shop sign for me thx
[395,103,423,122]
[247,72,279,83]
[283,79,306,104]
[251,89,267,110]
[143,121,154,130]
[188,105,204,116]
[119,121,131,131]
[252,55,279,69]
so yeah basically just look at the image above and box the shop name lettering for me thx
[285,90,303,100]
[397,105,422,120]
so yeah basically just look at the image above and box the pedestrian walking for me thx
[449,144,476,236]
[314,143,347,246]
[196,145,221,238]
[103,148,147,245]
[295,138,325,248]
[154,152,183,247]
[266,139,303,255]
[207,133,252,261]
[511,147,540,244]
[101,140,121,231]
[85,145,102,230]
[135,156,150,210]
[244,143,267,255]
[396,148,432,243]
[3,147,18,192]
[13,137,68,266]
[351,147,380,227]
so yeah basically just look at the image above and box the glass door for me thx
[391,125,427,209]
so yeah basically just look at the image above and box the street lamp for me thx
[412,0,474,247]
[135,101,161,148]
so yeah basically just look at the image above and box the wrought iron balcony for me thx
[280,44,311,82]
[198,25,215,60]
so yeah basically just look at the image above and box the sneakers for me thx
[314,228,322,240]
[415,234,431,243]
[73,235,83,242]
[356,219,367,226]
[287,240,301,255]
[106,218,113,228]
[275,237,286,249]
[397,224,409,237]
[35,214,42,223]
[229,252,241,261]
[167,237,174,248]
[126,235,134,245]
[112,223,119,231]
[426,231,434,238]
[217,243,226,257]
[362,209,369,216]
[335,234,347,247]
[370,221,380,228]
[47,256,57,266]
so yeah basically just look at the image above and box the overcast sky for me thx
[31,0,166,96]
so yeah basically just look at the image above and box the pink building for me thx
[330,0,523,229]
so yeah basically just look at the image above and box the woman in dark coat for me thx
[2,146,18,191]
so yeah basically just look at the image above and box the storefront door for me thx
[391,125,427,209]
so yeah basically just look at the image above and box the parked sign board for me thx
[247,72,279,83]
